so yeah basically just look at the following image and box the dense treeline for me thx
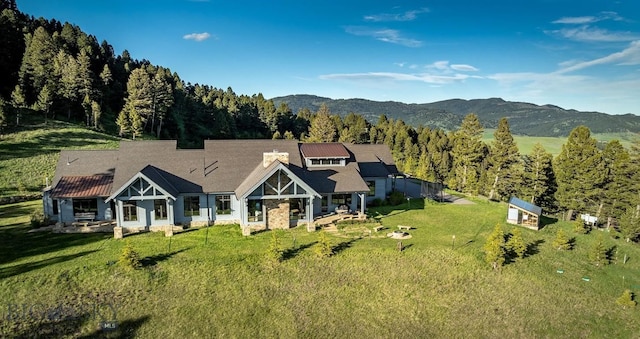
[1,0,639,241]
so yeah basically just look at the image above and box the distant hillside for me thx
[272,95,640,137]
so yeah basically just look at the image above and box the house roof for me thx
[50,140,398,198]
[50,175,113,198]
[300,143,350,158]
[508,197,542,216]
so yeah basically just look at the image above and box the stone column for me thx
[113,227,123,239]
[164,225,173,237]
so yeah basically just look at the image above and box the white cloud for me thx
[553,11,624,25]
[320,71,476,85]
[451,64,479,72]
[547,26,639,42]
[344,26,422,47]
[183,32,212,42]
[557,40,640,73]
[364,8,429,22]
[553,16,597,25]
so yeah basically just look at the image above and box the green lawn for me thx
[1,199,639,338]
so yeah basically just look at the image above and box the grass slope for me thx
[0,121,120,197]
[1,199,638,338]
[483,129,637,155]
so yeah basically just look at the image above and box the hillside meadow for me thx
[1,199,638,338]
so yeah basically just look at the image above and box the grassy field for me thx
[0,121,121,197]
[1,199,639,338]
[483,129,638,155]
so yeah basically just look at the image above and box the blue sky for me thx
[18,0,640,115]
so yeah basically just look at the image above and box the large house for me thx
[43,140,400,235]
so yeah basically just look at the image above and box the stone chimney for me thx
[263,150,289,168]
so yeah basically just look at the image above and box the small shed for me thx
[506,197,542,230]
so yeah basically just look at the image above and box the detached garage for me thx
[506,197,542,230]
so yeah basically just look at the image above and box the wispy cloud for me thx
[183,32,213,42]
[451,64,479,72]
[320,72,474,85]
[548,11,636,42]
[553,11,624,25]
[488,41,640,108]
[345,26,422,47]
[546,26,639,42]
[557,40,640,73]
[320,60,481,85]
[364,8,429,22]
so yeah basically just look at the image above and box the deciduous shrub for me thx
[388,190,405,206]
[616,289,636,308]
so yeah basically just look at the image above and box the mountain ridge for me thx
[272,95,640,137]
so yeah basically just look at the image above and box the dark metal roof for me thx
[509,197,542,216]
[300,143,350,158]
[50,175,113,198]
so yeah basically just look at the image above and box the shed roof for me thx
[508,197,542,216]
[50,175,113,198]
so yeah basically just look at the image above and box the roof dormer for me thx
[300,143,349,167]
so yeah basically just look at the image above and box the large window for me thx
[73,199,97,214]
[154,199,167,220]
[184,196,200,217]
[331,194,351,206]
[367,181,376,196]
[290,198,306,221]
[248,199,263,222]
[216,195,231,215]
[123,201,137,221]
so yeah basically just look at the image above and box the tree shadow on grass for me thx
[282,241,317,261]
[525,239,545,257]
[0,250,98,279]
[0,227,109,266]
[332,238,359,255]
[606,245,617,263]
[539,215,558,230]
[140,248,190,267]
[78,315,150,339]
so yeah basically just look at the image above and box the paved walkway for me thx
[432,192,475,205]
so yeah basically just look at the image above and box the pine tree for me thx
[116,108,130,137]
[600,140,635,221]
[118,241,142,270]
[483,224,506,269]
[486,118,521,201]
[451,114,485,194]
[150,70,173,137]
[307,103,336,142]
[573,219,589,234]
[314,231,333,258]
[18,26,56,103]
[91,100,101,129]
[589,236,609,266]
[266,231,284,264]
[506,227,527,259]
[552,229,571,250]
[35,84,53,123]
[130,108,143,140]
[124,68,153,132]
[618,208,640,242]
[616,289,636,308]
[522,143,556,210]
[10,84,25,125]
[554,126,606,220]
